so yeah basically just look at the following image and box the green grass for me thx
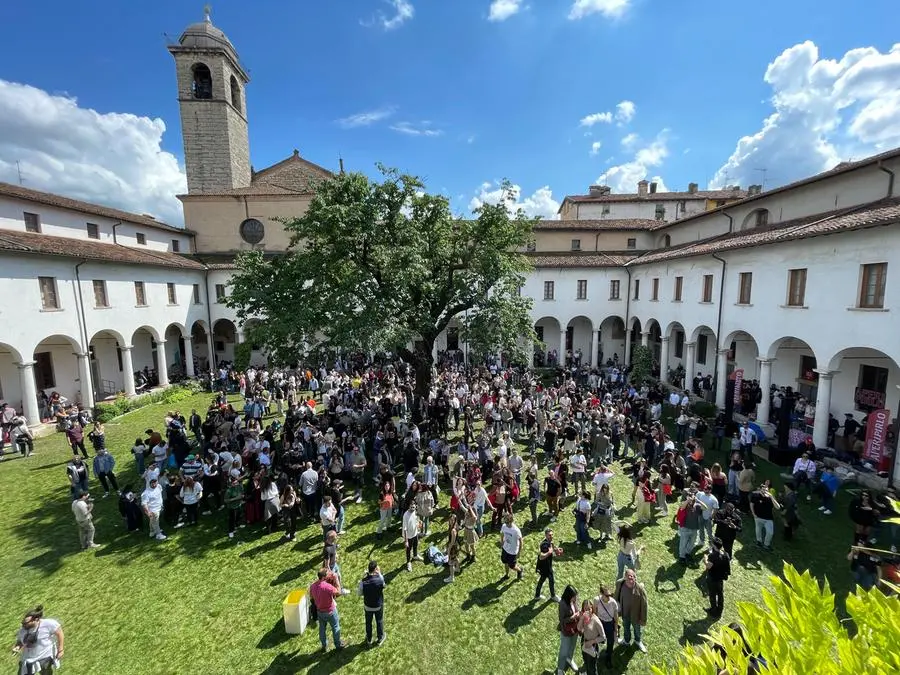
[0,395,857,674]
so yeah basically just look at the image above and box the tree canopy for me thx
[226,165,537,398]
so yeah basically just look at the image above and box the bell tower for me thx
[168,7,251,193]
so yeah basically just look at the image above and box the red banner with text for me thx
[863,408,891,471]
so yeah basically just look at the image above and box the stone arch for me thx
[0,341,26,415]
[565,315,594,367]
[688,324,717,376]
[190,320,212,373]
[213,319,238,365]
[31,334,83,405]
[89,329,128,399]
[533,316,562,366]
[230,75,242,113]
[191,62,212,99]
[131,326,162,376]
[657,233,671,248]
[165,323,189,376]
[598,315,626,367]
[644,319,662,373]
[741,208,770,230]
[722,330,760,378]
[764,337,819,414]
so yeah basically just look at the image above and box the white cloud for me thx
[336,107,395,128]
[596,129,669,192]
[568,0,632,20]
[0,80,186,225]
[390,121,443,137]
[469,181,560,219]
[615,100,636,124]
[579,111,612,127]
[712,42,900,189]
[368,0,414,30]
[590,141,603,156]
[649,175,669,192]
[489,0,523,21]
[621,132,639,148]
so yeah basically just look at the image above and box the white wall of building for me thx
[576,199,705,222]
[0,197,192,252]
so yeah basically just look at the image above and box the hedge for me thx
[93,381,204,423]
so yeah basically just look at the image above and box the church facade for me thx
[0,11,898,482]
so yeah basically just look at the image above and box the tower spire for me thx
[203,4,212,23]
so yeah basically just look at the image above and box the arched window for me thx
[741,208,770,230]
[191,63,212,99]
[230,75,242,113]
[661,234,671,248]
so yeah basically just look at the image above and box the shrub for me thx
[93,385,197,423]
[692,400,717,419]
[234,342,252,372]
[652,564,900,675]
[630,345,653,386]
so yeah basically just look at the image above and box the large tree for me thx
[226,165,537,402]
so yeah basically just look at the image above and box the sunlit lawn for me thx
[0,392,856,674]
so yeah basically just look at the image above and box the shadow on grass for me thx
[240,535,290,559]
[653,563,685,593]
[404,569,447,603]
[28,459,71,471]
[461,577,508,610]
[270,557,321,588]
[679,615,717,646]
[504,596,551,634]
[259,643,366,675]
[257,618,295,649]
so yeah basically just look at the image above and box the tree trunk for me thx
[411,349,434,425]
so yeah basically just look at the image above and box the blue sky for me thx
[1,0,899,223]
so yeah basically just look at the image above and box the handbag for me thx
[563,612,581,636]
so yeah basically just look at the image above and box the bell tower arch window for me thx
[230,75,242,113]
[191,63,212,99]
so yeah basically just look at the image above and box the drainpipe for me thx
[878,161,895,198]
[624,266,632,365]
[73,260,92,403]
[111,220,122,244]
[712,252,727,405]
[722,209,734,235]
[204,267,215,370]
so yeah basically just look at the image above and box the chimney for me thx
[637,180,649,196]
[731,185,741,192]
[688,182,698,194]
[748,184,762,196]
[589,185,611,196]
[649,182,658,194]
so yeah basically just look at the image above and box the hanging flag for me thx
[732,369,744,405]
[863,408,891,471]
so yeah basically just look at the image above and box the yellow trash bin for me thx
[283,589,309,635]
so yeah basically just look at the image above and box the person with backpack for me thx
[535,527,562,601]
[704,537,731,618]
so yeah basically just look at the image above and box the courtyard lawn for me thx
[0,393,858,674]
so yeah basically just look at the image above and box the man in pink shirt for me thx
[309,568,347,652]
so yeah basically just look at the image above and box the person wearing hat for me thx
[357,560,386,646]
[71,490,100,550]
[704,537,731,618]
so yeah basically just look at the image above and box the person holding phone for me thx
[13,605,64,675]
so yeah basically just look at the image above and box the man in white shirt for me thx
[739,422,757,461]
[680,393,690,408]
[668,391,680,407]
[792,452,817,501]
[591,466,615,497]
[320,495,338,537]
[141,477,166,540]
[300,462,320,519]
[696,484,719,547]
[570,450,588,494]
[402,502,422,571]
[500,513,523,580]
[508,449,524,488]
[72,491,100,550]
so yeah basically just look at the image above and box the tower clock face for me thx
[239,218,265,244]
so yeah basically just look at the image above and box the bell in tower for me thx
[168,6,251,193]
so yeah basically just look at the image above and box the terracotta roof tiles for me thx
[535,219,658,231]
[0,230,205,270]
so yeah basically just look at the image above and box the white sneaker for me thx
[406,562,412,572]
[228,532,235,539]
[413,555,423,561]
[102,492,109,498]
[891,545,897,553]
[338,530,347,535]
[823,509,832,515]
[444,577,454,583]
[550,595,560,602]
[636,641,647,653]
[156,533,167,540]
[617,637,628,645]
[340,589,351,596]
[201,511,212,516]
[818,506,826,511]
[587,543,592,550]
[806,495,812,501]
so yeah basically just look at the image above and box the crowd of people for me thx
[8,352,900,675]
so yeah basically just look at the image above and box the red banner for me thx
[732,369,744,405]
[863,408,891,471]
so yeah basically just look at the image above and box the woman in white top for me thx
[179,476,203,526]
[615,523,643,580]
[593,585,619,669]
[259,473,281,533]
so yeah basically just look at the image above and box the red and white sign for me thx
[863,408,891,471]
[732,369,744,405]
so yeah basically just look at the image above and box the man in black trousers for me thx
[704,537,731,618]
[534,528,562,601]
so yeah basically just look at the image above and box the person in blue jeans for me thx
[615,568,649,653]
[816,466,840,515]
[574,491,593,549]
[358,560,386,646]
[309,568,346,652]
